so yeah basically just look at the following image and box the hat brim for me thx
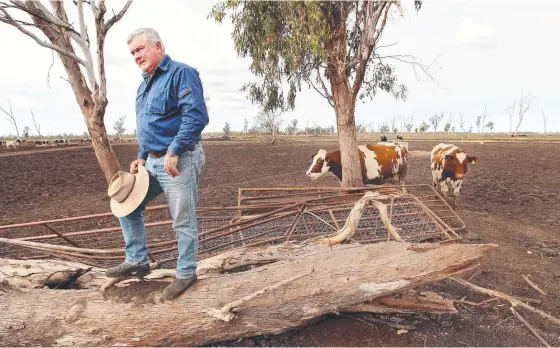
[110,165,150,218]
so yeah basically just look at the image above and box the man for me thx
[105,28,208,300]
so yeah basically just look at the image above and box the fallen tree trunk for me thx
[0,241,495,346]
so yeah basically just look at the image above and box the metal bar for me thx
[199,202,303,238]
[283,205,307,242]
[0,204,169,230]
[43,223,82,248]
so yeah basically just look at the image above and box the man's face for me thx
[128,35,164,75]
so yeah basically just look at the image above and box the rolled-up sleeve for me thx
[168,66,209,156]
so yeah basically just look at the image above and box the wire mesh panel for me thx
[238,184,466,232]
[0,186,461,269]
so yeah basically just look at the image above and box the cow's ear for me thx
[444,154,454,161]
[324,154,331,163]
[468,156,478,164]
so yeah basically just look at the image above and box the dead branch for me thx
[30,109,41,138]
[480,105,487,134]
[104,0,132,33]
[315,191,404,245]
[0,241,496,346]
[515,93,534,136]
[458,112,467,133]
[0,99,20,138]
[510,307,551,347]
[521,274,547,295]
[0,5,85,65]
[450,277,560,326]
[541,108,547,134]
[504,100,517,134]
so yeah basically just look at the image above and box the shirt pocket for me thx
[149,89,169,115]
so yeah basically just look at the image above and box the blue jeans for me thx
[118,144,205,279]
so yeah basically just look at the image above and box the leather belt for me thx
[148,142,201,159]
[148,151,166,159]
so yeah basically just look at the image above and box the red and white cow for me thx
[306,143,408,186]
[431,143,478,199]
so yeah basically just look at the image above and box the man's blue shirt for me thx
[135,54,209,160]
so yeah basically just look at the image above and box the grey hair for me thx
[127,28,165,52]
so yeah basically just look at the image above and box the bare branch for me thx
[30,109,41,138]
[0,100,20,138]
[373,52,440,87]
[503,100,516,134]
[541,108,547,134]
[458,113,467,133]
[351,1,389,99]
[312,68,334,108]
[75,0,97,90]
[0,5,86,65]
[515,93,534,136]
[6,0,81,38]
[104,0,132,33]
[46,50,55,89]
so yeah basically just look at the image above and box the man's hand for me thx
[130,159,146,173]
[164,153,180,177]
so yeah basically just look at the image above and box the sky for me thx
[0,0,559,137]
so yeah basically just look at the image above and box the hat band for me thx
[116,175,136,203]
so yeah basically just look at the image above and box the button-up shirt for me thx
[135,54,209,160]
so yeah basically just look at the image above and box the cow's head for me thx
[306,149,332,180]
[444,152,478,179]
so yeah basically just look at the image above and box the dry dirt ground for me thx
[1,139,559,347]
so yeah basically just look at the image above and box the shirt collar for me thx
[142,54,171,80]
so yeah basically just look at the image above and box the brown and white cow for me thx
[306,143,408,186]
[431,143,478,199]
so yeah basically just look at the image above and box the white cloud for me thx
[0,0,559,137]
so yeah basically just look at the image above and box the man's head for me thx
[127,28,165,75]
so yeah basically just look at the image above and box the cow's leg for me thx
[452,179,463,208]
[439,179,450,199]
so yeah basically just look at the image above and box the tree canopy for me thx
[209,0,423,113]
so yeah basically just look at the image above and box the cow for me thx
[430,143,478,203]
[6,140,22,149]
[396,135,404,141]
[306,143,408,187]
[380,135,388,142]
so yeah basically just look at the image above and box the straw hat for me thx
[108,165,149,217]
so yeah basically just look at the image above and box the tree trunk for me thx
[31,4,121,183]
[326,5,363,188]
[0,241,496,346]
[515,116,523,137]
[87,107,121,183]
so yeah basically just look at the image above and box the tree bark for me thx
[326,5,363,188]
[0,241,496,346]
[6,2,123,183]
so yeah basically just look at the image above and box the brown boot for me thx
[105,262,150,278]
[161,275,197,300]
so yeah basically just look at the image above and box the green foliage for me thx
[418,121,430,133]
[209,1,421,113]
